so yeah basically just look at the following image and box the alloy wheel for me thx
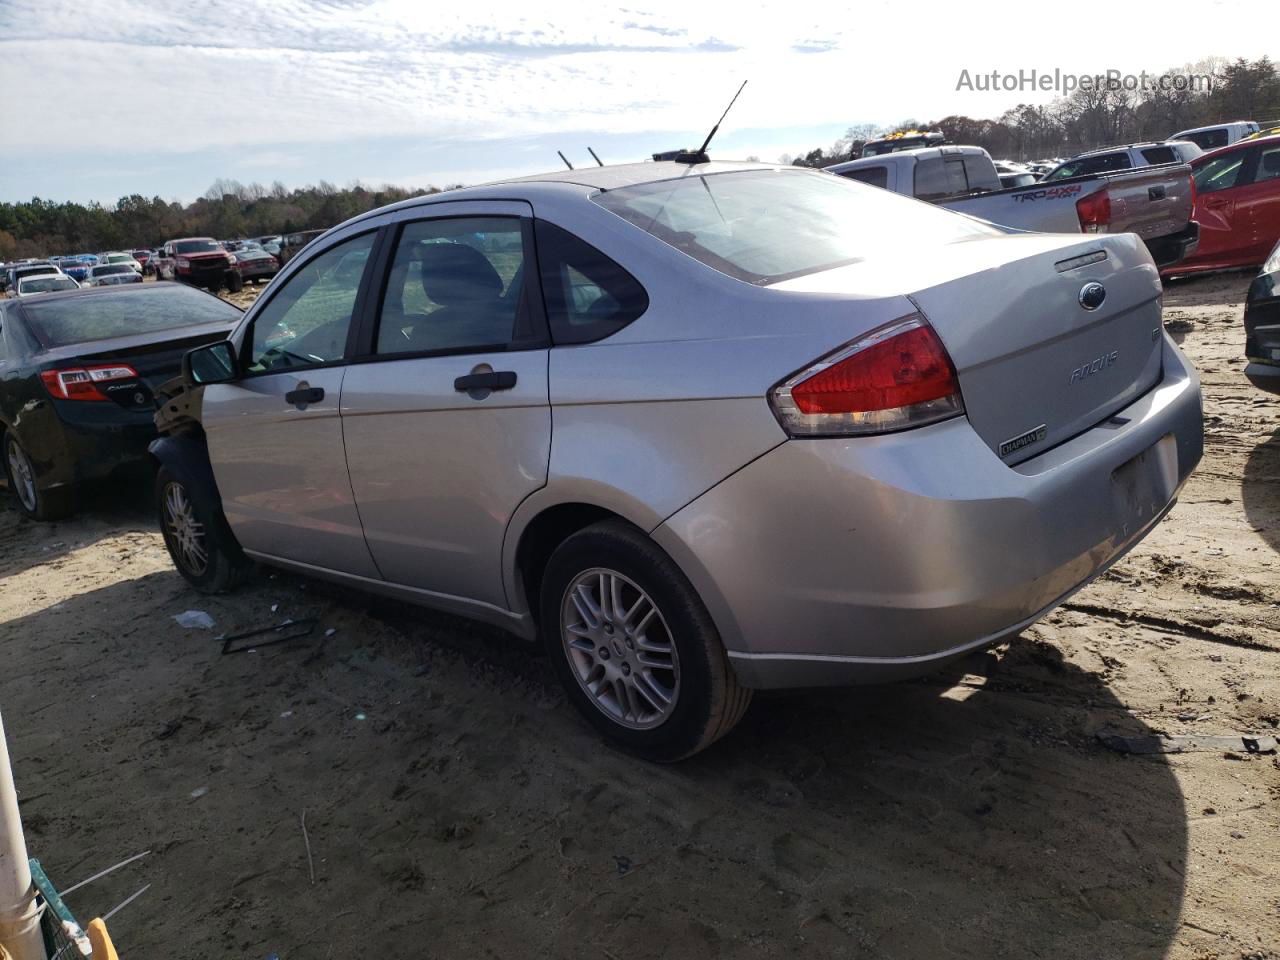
[163,481,208,576]
[5,438,37,513]
[560,568,680,730]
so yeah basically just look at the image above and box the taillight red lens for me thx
[770,317,964,437]
[40,364,139,401]
[1076,190,1112,232]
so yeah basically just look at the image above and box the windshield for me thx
[21,283,240,346]
[593,169,997,285]
[93,264,133,276]
[19,276,78,294]
[174,239,221,254]
[106,253,133,263]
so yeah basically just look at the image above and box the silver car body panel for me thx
[341,346,551,608]
[203,367,381,580]
[655,334,1201,687]
[198,162,1204,689]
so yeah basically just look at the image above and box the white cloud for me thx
[1,0,1275,194]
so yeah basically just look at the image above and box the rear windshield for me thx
[19,276,78,294]
[21,283,240,347]
[592,169,997,285]
[174,239,221,254]
[93,264,133,276]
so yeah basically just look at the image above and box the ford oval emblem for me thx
[1079,282,1107,311]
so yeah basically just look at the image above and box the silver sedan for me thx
[155,161,1203,760]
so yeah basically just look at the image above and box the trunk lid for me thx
[772,231,1165,463]
[40,322,235,412]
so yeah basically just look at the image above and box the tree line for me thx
[0,179,452,261]
[783,56,1280,167]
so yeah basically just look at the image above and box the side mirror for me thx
[184,340,239,385]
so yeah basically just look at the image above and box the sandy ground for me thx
[1,273,1277,960]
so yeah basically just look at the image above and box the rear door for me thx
[340,202,551,608]
[201,228,382,576]
[1192,146,1255,264]
[1236,141,1280,260]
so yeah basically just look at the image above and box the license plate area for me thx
[1111,434,1178,535]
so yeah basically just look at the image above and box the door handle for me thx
[454,371,517,392]
[285,386,324,406]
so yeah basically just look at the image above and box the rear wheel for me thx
[540,520,751,762]
[226,272,243,293]
[156,465,250,592]
[3,433,73,521]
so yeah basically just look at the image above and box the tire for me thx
[226,272,243,293]
[3,432,73,521]
[156,465,250,593]
[540,520,751,762]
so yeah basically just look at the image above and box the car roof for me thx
[823,146,986,175]
[1173,121,1255,135]
[1193,132,1280,162]
[341,160,784,228]
[1074,141,1189,157]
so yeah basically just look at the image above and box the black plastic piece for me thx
[285,386,324,405]
[454,371,517,392]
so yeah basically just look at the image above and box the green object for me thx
[28,859,91,958]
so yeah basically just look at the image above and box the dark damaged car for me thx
[0,283,240,519]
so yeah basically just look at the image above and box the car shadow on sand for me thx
[1243,425,1280,555]
[0,560,1187,960]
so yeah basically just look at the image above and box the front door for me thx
[341,207,551,608]
[202,229,382,577]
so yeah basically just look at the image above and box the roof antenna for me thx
[661,80,747,165]
[587,146,604,167]
[557,150,574,170]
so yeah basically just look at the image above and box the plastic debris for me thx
[355,713,367,722]
[173,610,216,630]
[190,786,209,799]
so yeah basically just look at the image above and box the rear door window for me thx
[914,158,969,200]
[961,155,1000,192]
[534,220,648,344]
[1140,147,1176,165]
[374,217,534,356]
[844,166,888,188]
[1255,145,1280,183]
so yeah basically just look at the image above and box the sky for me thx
[0,0,1272,204]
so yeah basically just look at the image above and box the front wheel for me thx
[540,520,751,762]
[156,465,250,592]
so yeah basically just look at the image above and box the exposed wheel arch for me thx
[513,502,623,626]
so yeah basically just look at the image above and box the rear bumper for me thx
[1244,273,1280,393]
[1145,220,1199,269]
[26,405,157,490]
[654,334,1203,689]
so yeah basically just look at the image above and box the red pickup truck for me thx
[155,237,241,292]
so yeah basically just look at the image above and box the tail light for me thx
[40,364,140,402]
[769,316,964,437]
[1076,190,1112,233]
